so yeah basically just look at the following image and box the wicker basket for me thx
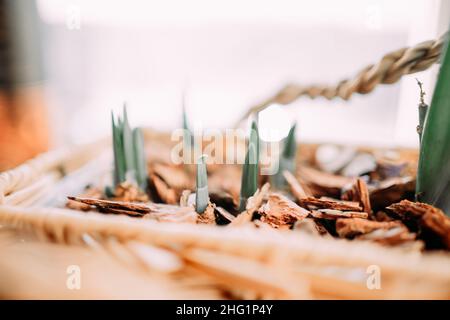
[0,128,449,300]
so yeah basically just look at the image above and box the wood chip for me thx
[369,176,415,208]
[97,207,146,217]
[357,179,371,214]
[319,196,361,207]
[335,218,403,238]
[310,209,368,220]
[67,196,150,214]
[67,196,197,222]
[341,178,372,214]
[301,197,362,211]
[229,183,270,227]
[259,193,309,228]
[246,183,270,215]
[388,200,450,249]
[299,166,354,197]
[66,187,102,211]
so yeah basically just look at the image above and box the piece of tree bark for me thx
[66,187,103,211]
[336,218,404,238]
[67,196,151,214]
[298,166,354,197]
[388,200,450,249]
[301,197,362,212]
[342,178,372,214]
[310,209,368,220]
[259,193,309,228]
[370,177,415,209]
[230,183,270,227]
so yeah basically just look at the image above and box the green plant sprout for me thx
[271,123,297,189]
[195,155,209,213]
[239,121,259,211]
[182,95,194,163]
[111,104,148,192]
[416,33,450,214]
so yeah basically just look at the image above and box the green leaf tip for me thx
[271,123,297,190]
[111,110,125,186]
[250,120,260,163]
[111,106,148,192]
[196,155,209,213]
[122,105,136,181]
[416,31,450,214]
[133,127,148,191]
[239,125,260,211]
[182,95,194,148]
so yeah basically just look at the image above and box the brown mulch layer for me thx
[66,143,448,252]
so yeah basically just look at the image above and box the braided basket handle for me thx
[236,32,448,127]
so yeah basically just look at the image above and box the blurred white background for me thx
[37,0,449,147]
